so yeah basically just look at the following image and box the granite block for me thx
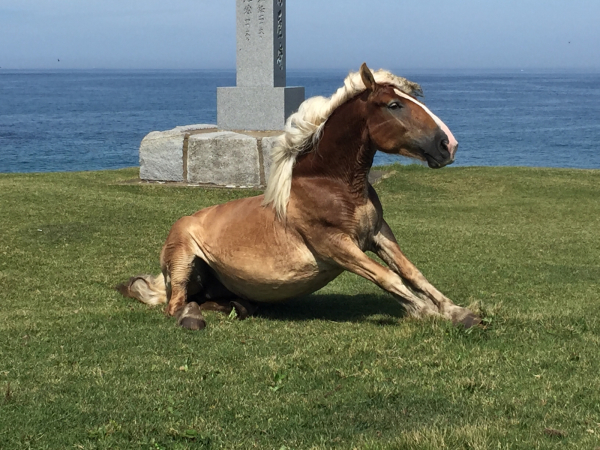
[139,124,216,181]
[217,86,304,131]
[187,131,261,186]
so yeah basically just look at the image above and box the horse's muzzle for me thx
[423,135,457,169]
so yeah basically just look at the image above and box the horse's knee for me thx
[177,302,207,331]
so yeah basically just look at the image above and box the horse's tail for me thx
[115,274,167,306]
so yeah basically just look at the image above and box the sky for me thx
[0,0,599,70]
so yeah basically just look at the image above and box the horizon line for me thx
[2,66,600,72]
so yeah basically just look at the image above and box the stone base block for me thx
[217,86,304,131]
[139,124,217,182]
[188,131,260,186]
[138,124,283,187]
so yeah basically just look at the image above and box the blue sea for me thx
[1,69,599,173]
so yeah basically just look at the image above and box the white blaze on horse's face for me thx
[393,88,459,159]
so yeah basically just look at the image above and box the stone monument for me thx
[139,0,304,187]
[218,0,304,130]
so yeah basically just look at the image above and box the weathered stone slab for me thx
[139,124,216,181]
[187,131,261,186]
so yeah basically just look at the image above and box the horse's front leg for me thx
[323,235,443,320]
[371,220,480,328]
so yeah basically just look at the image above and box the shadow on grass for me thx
[254,293,407,325]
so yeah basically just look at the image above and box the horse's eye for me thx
[388,101,402,110]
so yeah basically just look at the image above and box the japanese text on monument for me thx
[242,0,284,70]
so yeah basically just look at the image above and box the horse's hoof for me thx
[455,312,482,329]
[179,316,206,330]
[230,301,249,320]
[230,300,258,320]
[177,303,206,330]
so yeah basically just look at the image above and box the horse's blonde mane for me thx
[262,68,422,219]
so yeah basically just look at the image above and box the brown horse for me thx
[117,63,481,330]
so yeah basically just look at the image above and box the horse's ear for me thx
[360,63,376,92]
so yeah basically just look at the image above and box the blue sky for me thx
[1,0,599,70]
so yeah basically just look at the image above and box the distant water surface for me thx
[1,69,599,173]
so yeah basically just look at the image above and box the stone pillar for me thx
[217,0,304,131]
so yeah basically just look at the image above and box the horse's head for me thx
[360,63,458,168]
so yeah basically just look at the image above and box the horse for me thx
[117,63,481,330]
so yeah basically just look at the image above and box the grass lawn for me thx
[1,165,599,449]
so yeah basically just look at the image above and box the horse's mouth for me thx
[425,154,454,169]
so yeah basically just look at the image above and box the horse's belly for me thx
[223,269,343,302]
[206,251,343,303]
[192,195,344,302]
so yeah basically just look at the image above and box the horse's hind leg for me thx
[161,224,256,329]
[230,299,258,319]
[161,224,209,321]
[193,276,258,320]
[168,256,213,330]
[199,298,258,320]
[162,250,195,317]
[163,252,255,329]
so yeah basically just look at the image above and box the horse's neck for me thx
[293,96,376,197]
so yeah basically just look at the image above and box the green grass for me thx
[1,165,599,449]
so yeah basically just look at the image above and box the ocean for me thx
[1,69,599,173]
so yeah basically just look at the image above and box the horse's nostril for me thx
[440,139,449,152]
